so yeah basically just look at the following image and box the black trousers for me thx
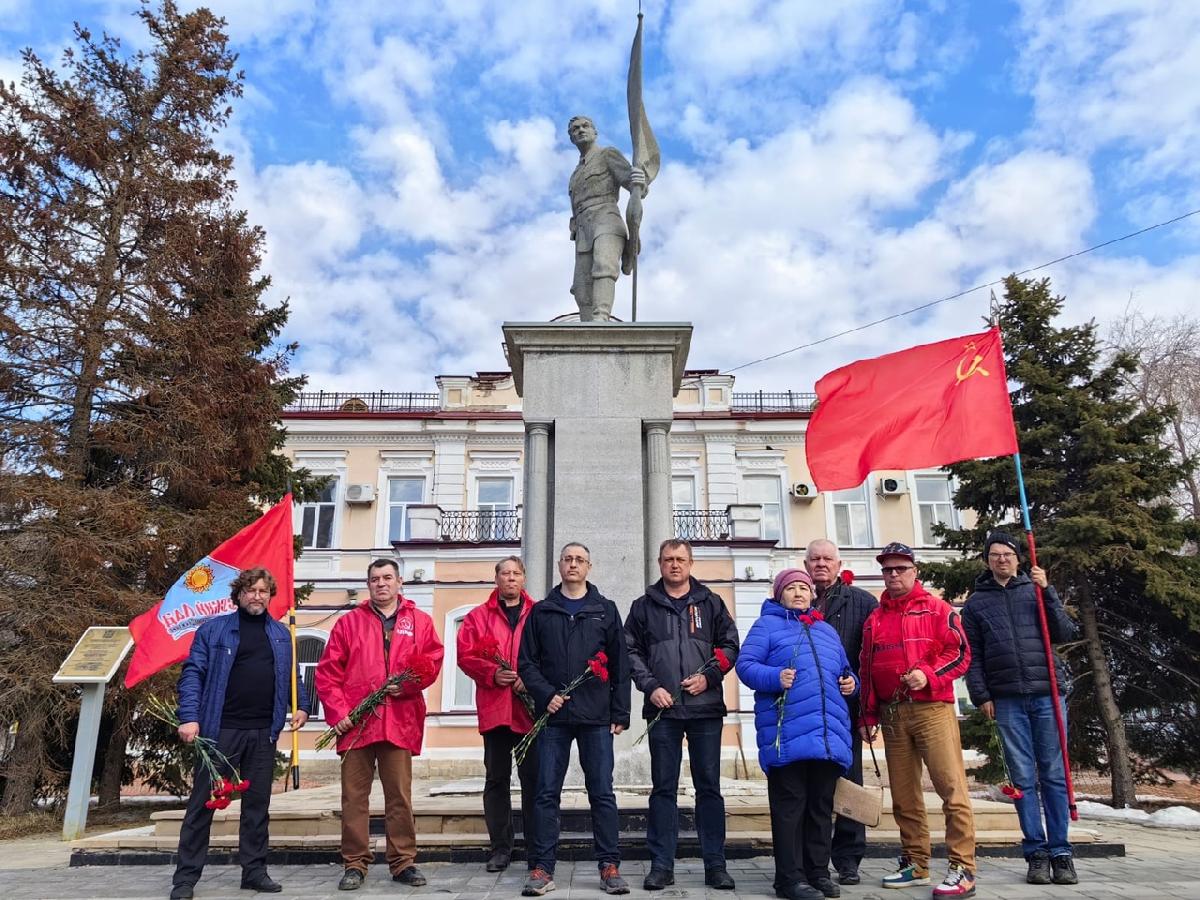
[831,728,866,873]
[173,727,277,887]
[767,759,841,891]
[482,726,540,856]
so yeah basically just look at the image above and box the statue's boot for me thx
[591,277,616,321]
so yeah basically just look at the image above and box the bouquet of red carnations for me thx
[315,655,437,752]
[513,651,610,764]
[471,635,537,718]
[633,648,733,746]
[146,695,250,809]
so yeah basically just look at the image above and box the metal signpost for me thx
[52,626,134,841]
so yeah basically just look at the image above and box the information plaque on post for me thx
[54,627,134,841]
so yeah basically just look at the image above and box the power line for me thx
[707,207,1200,380]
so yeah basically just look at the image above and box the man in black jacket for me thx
[518,542,632,897]
[962,531,1079,888]
[804,539,879,886]
[625,539,740,891]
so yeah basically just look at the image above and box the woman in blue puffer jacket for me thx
[737,569,858,900]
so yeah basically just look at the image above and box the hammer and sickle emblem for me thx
[955,342,990,384]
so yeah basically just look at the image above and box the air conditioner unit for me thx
[344,484,376,504]
[789,481,818,500]
[877,476,907,497]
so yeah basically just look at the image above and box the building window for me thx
[832,483,872,547]
[299,481,337,549]
[672,476,697,511]
[915,473,959,545]
[743,475,784,542]
[448,612,475,709]
[297,635,326,721]
[387,477,425,543]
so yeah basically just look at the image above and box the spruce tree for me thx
[923,275,1200,808]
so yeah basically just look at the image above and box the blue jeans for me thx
[647,716,726,872]
[529,723,619,874]
[994,694,1071,859]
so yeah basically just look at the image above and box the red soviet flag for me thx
[805,328,1018,492]
[125,495,295,688]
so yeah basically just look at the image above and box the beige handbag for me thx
[833,740,884,827]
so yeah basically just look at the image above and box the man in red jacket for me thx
[858,543,976,898]
[316,558,444,893]
[456,556,538,873]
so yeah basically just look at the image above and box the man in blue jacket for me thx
[962,532,1078,888]
[171,568,309,899]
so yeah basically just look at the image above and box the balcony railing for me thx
[285,391,440,413]
[441,509,521,543]
[673,509,731,541]
[730,390,817,413]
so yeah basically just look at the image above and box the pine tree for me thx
[923,275,1200,808]
[0,1,317,814]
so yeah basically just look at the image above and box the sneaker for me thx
[337,869,364,892]
[1026,851,1051,885]
[931,865,976,898]
[643,869,674,890]
[522,868,556,896]
[809,875,840,897]
[881,858,930,889]
[600,864,629,895]
[1051,855,1078,885]
[392,866,427,886]
[705,868,736,890]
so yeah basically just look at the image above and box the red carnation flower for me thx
[235,780,251,792]
[594,650,608,666]
[215,778,235,797]
[714,648,733,673]
[476,636,502,658]
[1001,784,1025,800]
[214,797,232,810]
[587,657,610,682]
[204,798,219,810]
[841,570,855,585]
[407,655,437,683]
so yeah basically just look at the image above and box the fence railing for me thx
[284,391,440,413]
[730,390,817,412]
[672,509,731,541]
[441,509,521,543]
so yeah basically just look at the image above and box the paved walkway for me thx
[2,821,1197,900]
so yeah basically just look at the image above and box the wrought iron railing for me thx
[441,509,521,543]
[284,391,440,413]
[673,509,730,541]
[730,390,817,412]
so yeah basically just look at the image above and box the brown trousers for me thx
[340,742,416,875]
[881,701,976,874]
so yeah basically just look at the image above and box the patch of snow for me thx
[1147,806,1200,830]
[1076,800,1151,823]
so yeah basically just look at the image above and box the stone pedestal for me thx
[502,322,692,612]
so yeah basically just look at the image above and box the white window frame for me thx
[441,604,479,712]
[672,475,697,511]
[741,472,787,544]
[295,629,328,724]
[911,470,961,547]
[824,479,877,549]
[374,451,434,546]
[385,475,428,544]
[293,451,347,550]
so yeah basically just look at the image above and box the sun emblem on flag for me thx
[183,563,216,594]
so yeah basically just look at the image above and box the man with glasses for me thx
[804,539,878,886]
[518,542,632,896]
[858,543,976,897]
[962,532,1078,886]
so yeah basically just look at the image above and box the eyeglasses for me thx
[988,552,1018,561]
[881,565,914,575]
[560,556,590,565]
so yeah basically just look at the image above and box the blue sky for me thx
[3,0,1198,392]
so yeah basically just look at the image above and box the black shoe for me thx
[393,866,428,887]
[240,874,282,893]
[775,883,823,900]
[836,869,860,886]
[705,868,736,890]
[337,869,364,891]
[169,885,194,900]
[486,849,511,872]
[809,875,840,898]
[643,869,674,890]
[1050,855,1078,885]
[1026,851,1051,885]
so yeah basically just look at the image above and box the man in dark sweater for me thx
[625,539,739,891]
[962,531,1079,887]
[804,539,878,886]
[518,542,631,897]
[172,568,309,899]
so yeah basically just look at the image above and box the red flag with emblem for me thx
[805,327,1018,492]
